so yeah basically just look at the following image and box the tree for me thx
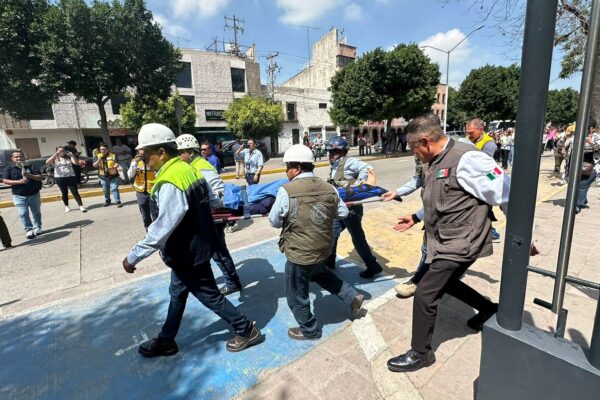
[446,86,468,130]
[224,96,284,139]
[120,93,196,133]
[456,64,520,122]
[545,88,580,126]
[0,0,57,119]
[37,0,181,135]
[329,44,440,130]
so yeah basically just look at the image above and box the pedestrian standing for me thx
[128,149,158,230]
[358,135,366,156]
[112,138,133,184]
[201,141,221,172]
[575,126,600,213]
[499,130,513,170]
[177,134,243,295]
[554,127,570,177]
[232,139,245,179]
[0,212,12,249]
[313,132,324,161]
[387,115,508,373]
[93,143,122,207]
[2,150,43,239]
[64,140,82,184]
[269,144,365,340]
[235,138,264,185]
[325,136,383,279]
[366,136,372,155]
[302,131,310,147]
[399,128,408,153]
[46,147,87,213]
[123,123,262,357]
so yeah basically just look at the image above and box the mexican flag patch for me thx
[486,167,503,181]
[436,168,450,179]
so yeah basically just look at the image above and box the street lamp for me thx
[421,25,484,135]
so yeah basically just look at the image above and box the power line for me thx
[266,52,280,101]
[291,25,320,66]
[224,15,245,56]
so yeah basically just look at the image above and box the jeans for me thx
[136,192,158,229]
[159,261,252,340]
[13,193,42,232]
[212,223,241,290]
[577,171,597,209]
[99,176,121,203]
[285,260,358,338]
[359,145,365,156]
[327,204,382,273]
[411,241,429,285]
[245,173,259,186]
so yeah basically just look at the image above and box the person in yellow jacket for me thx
[466,118,497,158]
[93,143,122,207]
[128,149,158,230]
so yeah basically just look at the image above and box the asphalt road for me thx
[0,154,417,317]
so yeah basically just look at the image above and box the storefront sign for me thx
[205,110,225,121]
[108,128,128,137]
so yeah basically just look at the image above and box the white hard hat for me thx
[283,144,314,163]
[136,123,176,150]
[176,134,200,150]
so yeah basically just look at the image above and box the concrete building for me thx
[431,84,447,123]
[0,47,262,158]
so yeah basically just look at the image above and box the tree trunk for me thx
[96,100,109,137]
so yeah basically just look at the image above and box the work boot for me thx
[104,201,111,207]
[287,327,322,341]
[116,202,123,208]
[226,322,262,352]
[395,280,417,298]
[359,265,383,279]
[467,303,499,332]
[138,337,178,357]
[351,294,365,319]
[387,349,436,373]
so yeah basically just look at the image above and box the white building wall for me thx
[0,128,80,158]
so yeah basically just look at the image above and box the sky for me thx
[146,0,582,91]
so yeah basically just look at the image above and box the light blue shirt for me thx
[395,175,423,197]
[330,157,372,181]
[268,172,349,229]
[241,149,264,173]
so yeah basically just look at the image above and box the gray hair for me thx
[405,114,445,142]
[466,118,485,130]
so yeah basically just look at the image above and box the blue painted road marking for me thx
[0,239,396,400]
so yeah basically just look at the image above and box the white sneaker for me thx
[395,280,417,298]
[33,228,42,236]
[25,230,35,240]
[79,206,88,213]
[64,206,71,213]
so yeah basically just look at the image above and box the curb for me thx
[0,153,403,209]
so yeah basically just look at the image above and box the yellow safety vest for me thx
[98,153,119,178]
[132,160,156,193]
[474,134,494,151]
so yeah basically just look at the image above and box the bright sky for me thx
[147,0,582,91]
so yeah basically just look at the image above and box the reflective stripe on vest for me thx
[474,134,494,151]
[132,160,156,193]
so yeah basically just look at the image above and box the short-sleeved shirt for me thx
[241,149,264,173]
[53,157,76,178]
[3,165,42,196]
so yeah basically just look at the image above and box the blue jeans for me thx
[327,204,382,273]
[99,176,121,203]
[577,171,597,209]
[285,260,358,338]
[159,261,252,340]
[13,193,42,232]
[212,223,241,290]
[245,172,259,186]
[135,192,158,229]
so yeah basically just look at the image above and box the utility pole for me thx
[292,25,319,66]
[266,52,280,101]
[224,15,244,56]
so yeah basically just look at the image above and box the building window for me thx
[441,94,445,104]
[318,103,327,109]
[286,102,296,121]
[176,62,192,88]
[231,68,246,92]
[181,95,195,106]
[29,102,54,120]
[441,110,445,121]
[110,93,127,115]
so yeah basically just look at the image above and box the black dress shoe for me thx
[467,303,499,332]
[359,266,383,279]
[226,321,262,352]
[138,337,178,357]
[387,349,436,373]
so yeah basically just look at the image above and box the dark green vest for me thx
[279,177,338,265]
[328,157,356,188]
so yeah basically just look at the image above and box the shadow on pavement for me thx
[465,269,500,284]
[41,219,94,235]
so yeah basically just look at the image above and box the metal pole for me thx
[444,51,449,134]
[552,0,600,316]
[496,0,558,331]
[590,298,600,369]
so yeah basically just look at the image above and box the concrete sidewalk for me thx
[235,157,600,400]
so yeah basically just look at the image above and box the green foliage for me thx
[0,0,56,119]
[37,0,181,133]
[456,64,520,122]
[545,88,579,126]
[224,96,284,139]
[120,93,196,133]
[446,86,468,130]
[329,44,440,127]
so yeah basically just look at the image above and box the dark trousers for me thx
[159,260,252,340]
[577,171,597,208]
[327,204,382,273]
[411,258,494,353]
[55,176,83,206]
[136,192,158,229]
[73,164,82,184]
[245,173,259,186]
[285,260,358,338]
[212,223,241,290]
[0,216,12,247]
[500,149,511,169]
[359,145,365,156]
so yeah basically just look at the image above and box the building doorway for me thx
[14,138,41,159]
[292,129,300,145]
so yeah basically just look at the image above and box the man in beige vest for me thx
[387,115,510,373]
[269,144,365,340]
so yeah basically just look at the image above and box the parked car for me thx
[446,130,466,137]
[221,139,270,167]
